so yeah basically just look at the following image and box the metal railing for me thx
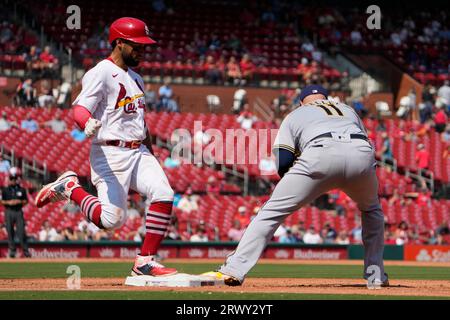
[1,144,48,186]
[253,97,273,122]
[405,169,435,194]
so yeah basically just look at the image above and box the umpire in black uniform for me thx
[1,173,31,258]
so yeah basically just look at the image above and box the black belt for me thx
[310,132,369,143]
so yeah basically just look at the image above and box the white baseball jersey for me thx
[273,99,367,154]
[73,58,147,143]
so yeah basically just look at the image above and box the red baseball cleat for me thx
[131,255,178,277]
[35,171,80,208]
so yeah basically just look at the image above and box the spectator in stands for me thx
[301,40,314,53]
[38,220,60,241]
[144,83,157,111]
[177,191,199,214]
[420,83,435,123]
[190,225,209,242]
[293,221,306,242]
[351,220,363,243]
[279,228,298,244]
[225,33,241,52]
[352,98,368,119]
[426,230,439,245]
[61,227,78,241]
[237,104,258,130]
[234,206,250,228]
[394,221,409,245]
[303,226,322,244]
[378,132,394,164]
[37,80,56,108]
[226,56,241,86]
[376,118,387,132]
[0,173,31,257]
[70,127,87,142]
[166,224,182,240]
[0,21,12,45]
[206,176,222,194]
[13,78,26,107]
[436,221,450,236]
[228,220,245,242]
[0,155,11,173]
[442,124,450,143]
[335,231,350,245]
[76,220,96,240]
[328,189,349,216]
[21,114,38,133]
[17,78,37,107]
[204,55,222,85]
[90,229,109,241]
[44,115,67,133]
[163,155,181,169]
[321,222,337,244]
[415,144,430,172]
[350,27,363,45]
[239,54,255,86]
[390,29,403,47]
[384,228,396,245]
[24,46,41,77]
[232,88,247,114]
[126,198,140,219]
[39,46,59,77]
[0,112,16,131]
[433,106,448,133]
[388,188,406,206]
[157,79,179,112]
[259,155,277,176]
[437,80,450,110]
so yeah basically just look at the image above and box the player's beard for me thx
[122,52,140,67]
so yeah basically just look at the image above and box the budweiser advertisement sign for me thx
[0,243,346,259]
[0,246,87,258]
[404,245,450,262]
[264,247,347,260]
[179,247,234,259]
[89,246,178,259]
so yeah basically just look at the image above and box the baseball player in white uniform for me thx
[204,85,389,287]
[35,17,177,277]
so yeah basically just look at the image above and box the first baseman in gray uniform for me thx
[203,85,388,287]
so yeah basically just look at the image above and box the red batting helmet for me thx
[109,17,156,45]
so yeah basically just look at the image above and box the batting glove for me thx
[84,118,102,137]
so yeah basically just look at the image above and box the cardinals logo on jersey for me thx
[114,82,145,114]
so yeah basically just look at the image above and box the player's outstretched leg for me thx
[35,171,104,228]
[131,201,177,277]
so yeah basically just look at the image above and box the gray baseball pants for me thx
[219,137,386,283]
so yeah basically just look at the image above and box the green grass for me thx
[1,262,450,280]
[0,291,449,300]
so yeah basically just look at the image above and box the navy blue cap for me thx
[299,85,329,102]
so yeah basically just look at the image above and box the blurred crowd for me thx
[0,110,87,143]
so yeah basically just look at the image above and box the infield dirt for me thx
[0,277,449,297]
